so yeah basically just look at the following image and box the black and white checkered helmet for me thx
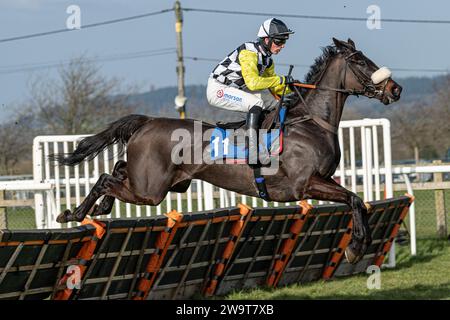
[257,18,294,40]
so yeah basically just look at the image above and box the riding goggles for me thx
[272,38,286,46]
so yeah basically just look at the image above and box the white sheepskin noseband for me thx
[371,67,392,84]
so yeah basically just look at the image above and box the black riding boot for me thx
[246,105,263,166]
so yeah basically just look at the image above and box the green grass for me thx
[5,207,36,229]
[223,238,450,300]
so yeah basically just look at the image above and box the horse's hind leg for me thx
[90,160,127,217]
[56,173,115,223]
[304,175,371,264]
[56,171,165,223]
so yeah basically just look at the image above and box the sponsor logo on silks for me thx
[223,93,243,103]
[216,89,224,98]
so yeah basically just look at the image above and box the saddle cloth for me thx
[209,127,284,164]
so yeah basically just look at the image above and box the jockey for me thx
[207,18,297,164]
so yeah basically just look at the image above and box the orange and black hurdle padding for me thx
[53,218,106,300]
[203,204,252,297]
[322,218,353,280]
[331,194,415,278]
[266,201,311,287]
[146,206,246,299]
[373,194,414,267]
[56,213,182,300]
[0,196,416,300]
[212,201,352,295]
[0,223,96,300]
[133,210,183,300]
[275,202,354,287]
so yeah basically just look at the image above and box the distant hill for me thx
[129,75,444,122]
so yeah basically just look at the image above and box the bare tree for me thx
[0,57,141,174]
[0,114,35,174]
[389,74,450,162]
[28,57,140,135]
[429,75,450,157]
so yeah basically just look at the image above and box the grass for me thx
[224,238,450,300]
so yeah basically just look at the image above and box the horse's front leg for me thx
[304,175,372,264]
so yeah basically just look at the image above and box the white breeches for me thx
[206,77,279,113]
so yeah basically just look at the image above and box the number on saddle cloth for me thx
[209,107,288,163]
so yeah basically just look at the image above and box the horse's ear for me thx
[333,37,344,48]
[347,38,356,49]
[333,37,351,51]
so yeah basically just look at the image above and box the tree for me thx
[389,74,450,162]
[28,57,139,135]
[0,114,35,174]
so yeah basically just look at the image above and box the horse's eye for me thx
[357,60,366,66]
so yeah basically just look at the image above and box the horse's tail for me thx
[50,114,150,166]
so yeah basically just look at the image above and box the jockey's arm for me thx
[239,50,291,95]
[262,62,292,96]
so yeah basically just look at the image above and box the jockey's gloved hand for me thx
[282,93,298,108]
[284,75,297,85]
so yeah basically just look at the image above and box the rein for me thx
[283,50,389,135]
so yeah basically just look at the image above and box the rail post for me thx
[0,190,7,229]
[33,137,46,229]
[433,160,447,238]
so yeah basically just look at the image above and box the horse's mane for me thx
[303,45,339,85]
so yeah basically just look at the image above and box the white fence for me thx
[29,118,393,230]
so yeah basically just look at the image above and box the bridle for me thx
[343,50,390,99]
[285,49,390,134]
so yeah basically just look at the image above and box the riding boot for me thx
[246,105,263,166]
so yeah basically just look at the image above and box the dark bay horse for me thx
[53,38,402,264]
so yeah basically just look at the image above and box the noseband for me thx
[343,50,389,99]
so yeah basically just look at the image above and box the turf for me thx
[224,238,450,300]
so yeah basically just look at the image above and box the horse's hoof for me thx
[344,240,366,264]
[56,210,71,223]
[344,247,360,264]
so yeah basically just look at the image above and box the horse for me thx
[52,38,402,264]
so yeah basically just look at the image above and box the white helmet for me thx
[257,18,295,39]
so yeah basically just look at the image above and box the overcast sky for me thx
[1,0,449,116]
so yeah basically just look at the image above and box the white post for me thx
[230,191,236,207]
[219,188,225,208]
[403,173,417,256]
[187,185,193,212]
[53,142,61,229]
[365,126,373,201]
[372,126,380,200]
[338,127,346,188]
[32,138,45,229]
[382,119,395,267]
[361,126,368,200]
[113,144,120,218]
[349,127,357,193]
[203,182,214,210]
[196,180,203,211]
[177,193,182,212]
[43,142,53,227]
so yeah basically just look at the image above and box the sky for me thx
[1,0,449,119]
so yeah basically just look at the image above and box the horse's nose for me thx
[392,84,402,98]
